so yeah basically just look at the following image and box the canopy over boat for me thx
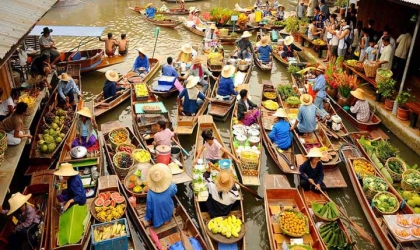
[29,25,106,37]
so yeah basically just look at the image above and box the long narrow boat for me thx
[0,170,54,250]
[182,23,237,45]
[132,6,189,15]
[93,58,161,117]
[193,115,246,250]
[340,144,418,250]
[26,64,82,176]
[265,187,325,250]
[130,8,182,28]
[259,82,298,174]
[273,47,301,67]
[230,84,262,186]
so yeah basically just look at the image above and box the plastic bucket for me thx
[171,147,181,161]
[156,145,171,165]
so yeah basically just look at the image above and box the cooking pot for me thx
[70,146,87,159]
[227,58,237,66]
[248,136,260,147]
[237,63,249,72]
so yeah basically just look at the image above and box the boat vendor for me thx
[256,36,272,64]
[145,3,157,18]
[162,57,184,92]
[204,23,218,49]
[188,7,196,21]
[176,43,197,64]
[0,88,20,121]
[290,94,317,136]
[193,9,203,26]
[145,163,177,228]
[179,0,185,10]
[203,170,239,218]
[281,35,302,59]
[98,33,118,57]
[57,73,82,107]
[103,70,125,103]
[153,120,174,147]
[299,147,326,192]
[269,108,293,150]
[311,65,330,121]
[39,27,60,67]
[0,192,40,249]
[0,102,32,145]
[192,129,240,166]
[72,107,98,148]
[217,65,237,100]
[276,5,285,21]
[133,48,150,76]
[54,163,86,211]
[178,76,211,116]
[188,57,216,94]
[237,89,260,126]
[350,88,370,123]
[236,31,254,60]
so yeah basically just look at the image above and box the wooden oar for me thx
[171,138,190,157]
[318,189,375,243]
[173,213,194,250]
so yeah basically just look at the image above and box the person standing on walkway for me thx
[296,0,307,19]
[377,27,396,57]
[319,0,329,18]
[306,0,317,19]
[376,36,393,70]
[236,31,254,59]
[393,28,412,79]
[0,102,32,145]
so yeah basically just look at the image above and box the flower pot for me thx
[340,8,346,15]
[326,88,338,100]
[384,99,395,111]
[337,93,351,107]
[397,106,410,121]
[292,33,301,43]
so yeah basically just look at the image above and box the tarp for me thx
[29,26,106,37]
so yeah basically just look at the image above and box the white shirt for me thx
[338,25,350,49]
[395,33,412,59]
[0,97,15,116]
[308,23,316,40]
[378,35,396,54]
[379,44,393,70]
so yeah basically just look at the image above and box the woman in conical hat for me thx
[54,163,86,211]
[269,108,293,150]
[299,147,327,193]
[71,107,98,148]
[256,35,273,63]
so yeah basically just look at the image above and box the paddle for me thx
[171,138,190,157]
[318,189,375,243]
[173,213,194,250]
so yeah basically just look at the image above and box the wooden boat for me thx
[0,170,54,250]
[130,8,182,28]
[230,84,262,186]
[93,58,161,117]
[340,145,418,250]
[265,187,325,250]
[132,6,189,15]
[53,0,80,7]
[253,31,273,71]
[259,82,298,174]
[273,48,301,67]
[193,115,245,249]
[149,84,179,98]
[26,64,82,176]
[182,23,238,45]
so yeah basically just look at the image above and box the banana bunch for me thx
[93,222,126,242]
[263,100,279,111]
[19,94,36,112]
[135,83,148,97]
[96,204,125,222]
[207,215,243,238]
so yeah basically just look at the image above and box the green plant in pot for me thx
[334,0,348,8]
[286,96,301,107]
[287,65,301,76]
[285,16,300,33]
[396,91,411,121]
[377,78,396,110]
[277,84,296,100]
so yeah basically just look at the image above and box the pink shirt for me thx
[154,128,174,146]
[205,139,222,160]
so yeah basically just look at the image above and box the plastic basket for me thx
[385,157,406,182]
[363,63,378,78]
[218,159,232,170]
[402,169,420,192]
[375,69,393,84]
[91,218,130,250]
[113,152,134,178]
[108,127,130,150]
[372,191,400,215]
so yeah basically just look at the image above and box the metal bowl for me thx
[248,128,260,137]
[70,146,87,159]
[237,64,249,71]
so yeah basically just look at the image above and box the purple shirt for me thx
[2,204,40,231]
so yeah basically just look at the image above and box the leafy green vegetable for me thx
[373,140,399,163]
[373,192,398,213]
[58,204,88,246]
[363,175,388,192]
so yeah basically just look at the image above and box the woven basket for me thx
[113,152,134,178]
[116,143,136,154]
[109,127,130,150]
[372,191,400,215]
[132,149,151,163]
[363,175,388,201]
[385,157,406,182]
[402,169,420,192]
[240,151,259,171]
[278,210,310,237]
[375,69,393,84]
[0,150,5,167]
[90,195,127,223]
[0,130,7,152]
[313,202,339,222]
[363,63,378,78]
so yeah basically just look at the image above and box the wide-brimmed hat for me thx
[41,27,52,34]
[350,88,366,100]
[58,73,72,81]
[181,44,193,54]
[136,47,146,55]
[7,192,31,215]
[284,36,294,46]
[208,23,217,30]
[306,147,324,158]
[185,76,200,89]
[105,70,119,82]
[221,65,236,78]
[260,36,270,46]
[191,57,203,65]
[272,108,287,118]
[278,4,285,9]
[146,3,153,7]
[77,107,93,119]
[216,170,235,192]
[315,65,325,72]
[168,162,184,175]
[241,31,252,38]
[300,94,313,105]
[193,8,201,13]
[189,7,195,13]
[146,163,173,193]
[54,163,79,177]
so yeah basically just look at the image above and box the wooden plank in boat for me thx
[100,120,124,133]
[295,154,347,188]
[369,128,389,140]
[264,174,290,189]
[172,172,192,184]
[241,175,260,186]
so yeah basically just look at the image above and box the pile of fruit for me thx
[37,107,73,155]
[207,215,243,238]
[94,192,126,222]
[319,222,349,249]
[263,100,279,111]
[263,92,276,100]
[396,216,411,227]
[377,68,393,78]
[312,39,325,46]
[110,129,129,145]
[279,210,309,237]
[403,170,420,191]
[126,172,149,194]
[114,153,133,169]
[410,227,420,238]
[401,191,420,213]
[346,60,358,67]
[412,216,420,225]
[372,192,399,214]
[353,159,375,178]
[132,149,151,163]
[117,144,135,154]
[93,221,126,243]
[362,175,388,192]
[19,94,36,113]
[135,83,148,97]
[312,201,339,221]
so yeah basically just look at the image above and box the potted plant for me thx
[396,91,411,121]
[285,17,300,41]
[286,96,301,108]
[336,73,357,107]
[376,78,396,110]
[324,62,340,99]
[334,0,348,14]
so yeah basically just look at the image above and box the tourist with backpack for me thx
[329,18,351,59]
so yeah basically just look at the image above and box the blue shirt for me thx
[58,79,81,100]
[145,183,177,228]
[269,120,292,149]
[81,123,89,137]
[162,64,179,78]
[178,89,206,114]
[257,45,273,62]
[217,77,237,96]
[300,160,324,184]
[312,74,326,99]
[103,80,117,99]
[62,175,86,205]
[297,104,317,133]
[133,55,150,72]
[145,7,156,18]
[365,47,375,61]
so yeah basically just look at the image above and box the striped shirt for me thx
[350,100,370,122]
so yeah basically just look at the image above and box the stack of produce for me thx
[312,201,339,221]
[109,128,130,147]
[401,191,420,213]
[208,52,223,65]
[207,215,243,238]
[346,60,358,67]
[362,175,388,200]
[113,153,134,169]
[93,220,127,243]
[94,192,126,222]
[18,93,36,114]
[352,159,375,178]
[263,100,279,111]
[134,83,148,98]
[125,171,149,194]
[372,191,399,214]
[263,92,276,100]
[312,39,325,45]
[386,157,406,181]
[279,210,309,237]
[132,149,151,163]
[154,14,164,21]
[319,222,349,249]
[277,84,296,100]
[402,170,420,192]
[116,144,135,154]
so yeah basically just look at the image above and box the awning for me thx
[29,25,106,37]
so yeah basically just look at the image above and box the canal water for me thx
[22,0,419,249]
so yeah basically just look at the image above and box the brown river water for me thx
[31,0,420,249]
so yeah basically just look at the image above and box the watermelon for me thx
[115,196,125,204]
[94,198,104,207]
[104,200,112,207]
[105,191,111,200]
[111,200,116,207]
[111,192,121,200]
[99,193,107,200]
